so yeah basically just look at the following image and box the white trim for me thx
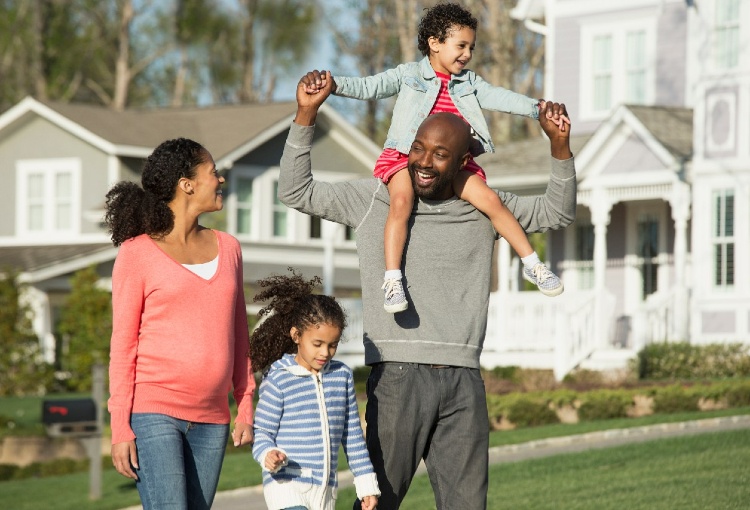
[0,234,111,247]
[216,115,295,170]
[579,17,657,121]
[16,158,82,240]
[19,247,119,284]
[228,165,265,239]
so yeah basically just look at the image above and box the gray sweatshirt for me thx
[278,123,577,369]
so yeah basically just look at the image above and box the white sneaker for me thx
[382,278,408,313]
[523,263,564,297]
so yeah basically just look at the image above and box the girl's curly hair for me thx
[104,138,209,246]
[249,268,348,373]
[417,3,478,57]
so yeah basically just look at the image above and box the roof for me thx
[0,243,113,273]
[38,100,296,161]
[625,105,693,160]
[482,134,591,187]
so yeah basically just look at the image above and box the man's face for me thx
[407,116,469,200]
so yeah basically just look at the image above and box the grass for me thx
[336,428,750,509]
[3,406,749,509]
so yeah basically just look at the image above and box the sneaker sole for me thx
[384,301,409,313]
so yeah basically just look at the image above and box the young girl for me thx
[303,3,568,313]
[250,270,380,510]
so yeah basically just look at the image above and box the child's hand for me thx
[360,495,378,510]
[300,70,337,95]
[264,449,287,472]
[538,99,571,132]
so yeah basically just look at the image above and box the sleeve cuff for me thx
[551,156,575,180]
[354,472,381,499]
[287,123,315,148]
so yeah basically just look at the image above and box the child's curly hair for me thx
[249,268,347,373]
[417,3,478,57]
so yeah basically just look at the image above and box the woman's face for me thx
[189,154,225,213]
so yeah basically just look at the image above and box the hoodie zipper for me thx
[315,372,331,508]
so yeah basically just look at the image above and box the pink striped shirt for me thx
[373,71,485,183]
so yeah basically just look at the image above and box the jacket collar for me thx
[418,56,470,83]
[272,353,330,377]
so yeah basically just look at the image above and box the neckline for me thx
[146,230,222,284]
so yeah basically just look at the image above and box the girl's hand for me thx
[300,70,337,95]
[111,440,139,480]
[361,495,378,510]
[538,99,571,132]
[264,449,288,471]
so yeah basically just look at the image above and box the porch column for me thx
[497,238,512,294]
[670,181,691,341]
[591,189,613,293]
[591,189,613,347]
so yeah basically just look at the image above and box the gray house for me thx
[0,97,379,363]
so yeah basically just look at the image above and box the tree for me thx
[0,268,54,396]
[56,266,112,392]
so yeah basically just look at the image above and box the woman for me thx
[105,138,254,509]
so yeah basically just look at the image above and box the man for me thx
[278,70,576,509]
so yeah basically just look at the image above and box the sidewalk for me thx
[121,414,750,510]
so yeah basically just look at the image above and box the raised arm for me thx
[499,101,576,232]
[278,71,379,228]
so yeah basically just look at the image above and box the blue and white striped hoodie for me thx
[252,353,380,510]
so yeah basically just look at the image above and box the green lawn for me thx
[2,407,749,509]
[336,428,750,509]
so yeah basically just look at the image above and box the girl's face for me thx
[428,25,476,76]
[291,322,341,374]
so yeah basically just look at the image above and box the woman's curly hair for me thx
[104,138,209,246]
[417,3,478,57]
[249,268,347,373]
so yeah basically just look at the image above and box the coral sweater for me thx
[108,231,255,444]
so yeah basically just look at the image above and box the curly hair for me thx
[417,2,478,57]
[104,138,209,246]
[249,268,348,373]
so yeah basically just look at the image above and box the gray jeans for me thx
[360,362,489,510]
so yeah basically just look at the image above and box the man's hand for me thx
[294,70,335,126]
[538,100,573,160]
[111,440,139,480]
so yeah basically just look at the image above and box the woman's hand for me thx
[111,440,139,480]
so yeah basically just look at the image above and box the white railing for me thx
[631,287,690,350]
[334,291,616,381]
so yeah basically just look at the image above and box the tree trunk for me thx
[112,0,134,111]
[238,0,258,103]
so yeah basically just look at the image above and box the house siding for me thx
[603,134,666,174]
[655,3,688,106]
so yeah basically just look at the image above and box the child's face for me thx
[291,322,341,374]
[428,25,476,76]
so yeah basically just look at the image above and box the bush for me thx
[578,390,631,421]
[635,342,750,380]
[0,464,19,481]
[652,385,699,414]
[507,398,559,427]
[726,381,750,407]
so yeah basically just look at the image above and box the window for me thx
[714,0,740,69]
[637,217,659,298]
[235,176,254,235]
[592,35,612,111]
[272,181,287,237]
[310,216,322,239]
[345,225,356,242]
[713,189,734,287]
[625,30,647,103]
[575,224,594,290]
[580,20,655,119]
[17,159,79,237]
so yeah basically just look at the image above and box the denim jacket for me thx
[334,57,539,156]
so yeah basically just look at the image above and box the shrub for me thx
[652,385,699,414]
[578,390,631,421]
[0,464,19,481]
[507,398,559,427]
[726,381,750,407]
[635,342,750,380]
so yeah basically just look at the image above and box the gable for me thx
[601,133,668,175]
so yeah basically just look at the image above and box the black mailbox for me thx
[42,398,99,437]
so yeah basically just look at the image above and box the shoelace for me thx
[382,279,404,300]
[533,264,553,283]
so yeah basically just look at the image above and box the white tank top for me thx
[182,255,219,280]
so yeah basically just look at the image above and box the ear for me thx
[459,151,471,169]
[428,36,441,54]
[178,177,194,195]
[290,327,300,343]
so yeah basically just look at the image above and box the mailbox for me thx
[42,398,99,437]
